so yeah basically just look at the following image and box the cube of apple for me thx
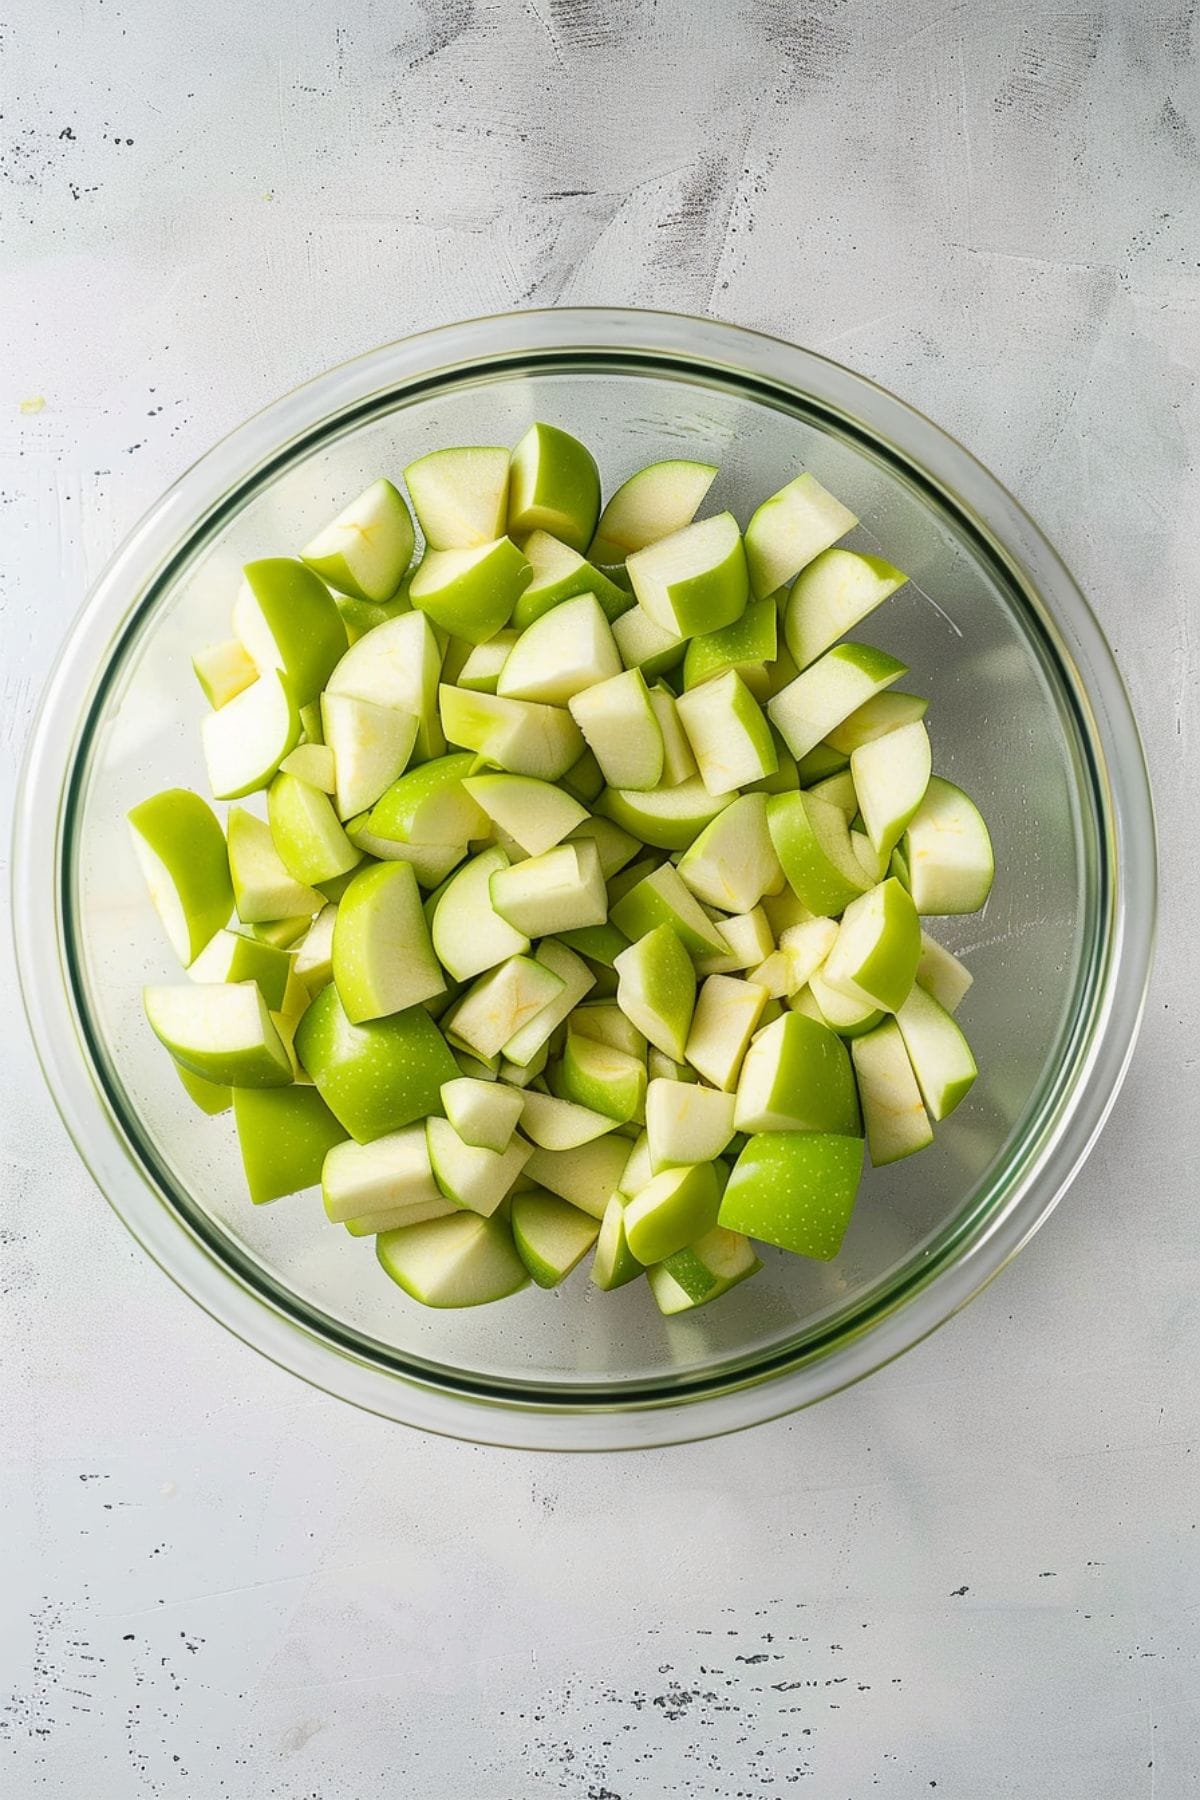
[675,670,777,796]
[559,1032,646,1125]
[404,446,510,548]
[645,1079,736,1173]
[325,610,441,722]
[202,670,302,801]
[440,1077,524,1152]
[719,1132,865,1259]
[589,459,717,566]
[426,1114,532,1216]
[488,840,608,937]
[331,861,444,1023]
[500,939,595,1067]
[734,1011,860,1135]
[233,1086,347,1203]
[567,667,665,792]
[684,974,768,1091]
[682,596,778,698]
[439,686,583,780]
[496,593,622,707]
[613,924,696,1062]
[144,981,294,1088]
[518,1090,615,1150]
[267,772,361,888]
[824,690,928,754]
[409,537,531,644]
[192,637,257,709]
[745,472,858,600]
[513,530,632,629]
[320,692,418,821]
[186,927,292,1010]
[430,847,531,982]
[301,477,415,603]
[523,1135,629,1219]
[376,1211,529,1308]
[915,930,973,1014]
[232,557,348,708]
[611,603,686,679]
[623,1162,722,1265]
[627,513,748,639]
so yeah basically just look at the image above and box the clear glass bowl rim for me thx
[12,307,1157,1451]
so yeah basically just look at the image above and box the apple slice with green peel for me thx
[248,914,312,949]
[682,596,778,698]
[807,769,858,818]
[613,924,695,1061]
[745,472,858,600]
[567,668,664,792]
[440,1077,524,1152]
[769,642,908,762]
[734,1011,860,1135]
[824,690,928,754]
[280,742,337,792]
[174,1060,232,1115]
[608,863,726,961]
[719,1132,864,1259]
[694,906,774,975]
[675,670,778,796]
[431,847,531,982]
[439,686,583,780]
[598,776,732,851]
[497,593,622,706]
[684,974,768,1090]
[852,828,889,885]
[901,776,995,915]
[519,1090,616,1150]
[508,422,602,554]
[916,930,973,1014]
[446,956,566,1060]
[377,1210,529,1308]
[487,839,608,938]
[611,603,686,679]
[232,1086,347,1204]
[409,537,531,644]
[623,1162,722,1266]
[342,1200,452,1237]
[647,1225,762,1315]
[512,530,631,629]
[293,903,337,995]
[499,1048,548,1089]
[332,861,444,1023]
[186,928,292,1010]
[766,790,872,917]
[368,751,488,847]
[345,820,465,889]
[523,1135,628,1219]
[783,548,908,671]
[559,1032,646,1125]
[645,685,696,786]
[589,460,717,566]
[301,478,414,603]
[501,939,594,1066]
[294,982,457,1140]
[618,1132,653,1196]
[426,1114,532,1216]
[325,610,442,719]
[590,1195,643,1291]
[894,983,978,1120]
[776,916,839,988]
[227,807,323,923]
[192,637,257,709]
[645,1079,736,1173]
[456,630,518,693]
[232,558,348,708]
[562,816,639,879]
[127,788,233,965]
[851,1019,933,1165]
[510,1187,601,1287]
[404,446,510,548]
[267,772,361,888]
[627,513,748,639]
[202,670,301,801]
[335,588,415,647]
[761,885,817,938]
[803,969,885,1037]
[677,793,783,916]
[319,693,418,821]
[144,981,293,1087]
[851,720,931,857]
[822,877,921,1014]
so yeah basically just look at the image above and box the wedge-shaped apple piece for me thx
[893,983,978,1120]
[627,513,748,639]
[589,459,717,566]
[766,790,872,917]
[569,999,647,1061]
[850,720,932,858]
[609,862,727,960]
[900,776,995,915]
[682,596,778,698]
[301,478,414,603]
[683,975,768,1091]
[916,930,973,1014]
[642,685,694,787]
[368,751,487,847]
[824,690,928,754]
[226,807,323,924]
[325,610,442,721]
[232,557,348,708]
[404,446,509,549]
[320,692,418,821]
[345,820,465,889]
[144,981,293,1088]
[439,686,583,780]
[611,603,686,679]
[186,927,291,1010]
[440,1077,524,1152]
[127,788,233,965]
[647,1225,762,1315]
[322,1122,446,1219]
[675,796,779,921]
[192,637,257,709]
[807,768,858,818]
[473,771,599,859]
[497,593,621,707]
[280,742,336,792]
[202,670,301,801]
[508,422,601,554]
[511,1187,600,1287]
[769,642,908,762]
[290,903,336,996]
[745,472,858,600]
[734,1011,860,1135]
[562,815,639,879]
[623,1162,721,1266]
[719,1132,864,1259]
[232,1086,346,1204]
[487,839,607,939]
[850,1019,933,1166]
[590,1194,643,1291]
[783,548,908,671]
[618,1132,654,1196]
[566,667,664,792]
[268,772,361,887]
[598,776,731,851]
[523,1135,628,1220]
[513,530,631,629]
[409,537,531,644]
[518,1090,615,1151]
[331,861,443,1023]
[645,1080,736,1174]
[426,1114,531,1217]
[446,955,566,1060]
[613,924,695,1062]
[431,847,531,982]
[822,877,920,1014]
[794,972,881,1039]
[342,1201,452,1237]
[675,670,777,796]
[377,1210,529,1308]
[455,630,517,694]
[295,982,457,1140]
[501,939,594,1066]
[693,908,775,978]
[559,1032,646,1125]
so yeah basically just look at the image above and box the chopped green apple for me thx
[404,446,510,548]
[320,692,418,821]
[144,981,293,1087]
[487,838,607,937]
[745,472,858,599]
[599,775,734,852]
[431,847,531,982]
[192,637,257,709]
[454,629,516,693]
[824,689,928,754]
[332,861,444,1023]
[186,927,291,1010]
[567,667,664,792]
[267,772,361,887]
[589,459,717,566]
[647,1225,761,1315]
[783,548,908,670]
[512,530,631,629]
[851,720,932,857]
[294,982,457,1140]
[409,537,531,644]
[676,793,783,915]
[916,930,973,1013]
[675,670,778,796]
[695,906,775,976]
[368,751,488,846]
[613,924,695,1061]
[802,969,885,1037]
[280,742,337,792]
[562,816,639,880]
[174,1060,232,1115]
[611,603,686,679]
[508,422,601,554]
[496,596,621,708]
[292,903,337,995]
[719,1132,865,1259]
[202,670,301,800]
[627,513,748,639]
[821,877,921,1014]
[766,790,872,917]
[734,1011,860,1135]
[901,776,995,914]
[500,939,594,1066]
[623,1162,722,1265]
[446,955,566,1060]
[377,1210,529,1308]
[590,1195,643,1291]
[232,557,348,708]
[461,771,588,858]
[609,862,727,961]
[127,788,233,965]
[325,610,441,719]
[233,1086,347,1203]
[645,1079,736,1172]
[893,982,978,1120]
[776,916,839,987]
[440,1077,524,1152]
[807,769,858,819]
[227,806,323,923]
[769,642,908,762]
[851,1019,933,1165]
[511,1187,600,1287]
[684,974,768,1090]
[322,1122,446,1220]
[682,596,778,698]
[559,1032,646,1125]
[426,1114,531,1216]
[523,1135,628,1219]
[645,684,697,786]
[345,821,465,889]
[439,686,583,780]
[301,478,414,603]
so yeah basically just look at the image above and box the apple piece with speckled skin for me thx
[127,788,233,965]
[718,1132,865,1259]
[294,982,457,1141]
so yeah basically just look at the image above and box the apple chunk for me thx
[376,1211,529,1308]
[718,1132,865,1259]
[508,422,601,554]
[144,981,293,1088]
[233,1086,347,1204]
[332,861,444,1023]
[301,478,414,603]
[127,788,233,965]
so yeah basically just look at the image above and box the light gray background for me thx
[2,2,1197,1795]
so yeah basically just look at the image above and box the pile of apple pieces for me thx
[131,424,993,1315]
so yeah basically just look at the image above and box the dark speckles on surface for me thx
[394,0,476,70]
[1156,95,1199,158]
[950,1584,970,1596]
[993,15,1103,122]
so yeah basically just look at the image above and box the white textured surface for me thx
[2,1,1198,1794]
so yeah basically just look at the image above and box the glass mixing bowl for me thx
[13,309,1155,1450]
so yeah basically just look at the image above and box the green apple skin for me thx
[648,1225,762,1314]
[376,1211,530,1309]
[174,1060,232,1115]
[438,686,584,781]
[901,776,995,915]
[609,864,728,960]
[768,641,909,762]
[613,924,696,1062]
[611,604,687,681]
[510,1186,601,1287]
[403,446,510,549]
[718,1132,865,1259]
[512,530,631,629]
[734,1011,861,1135]
[409,537,531,644]
[823,877,921,1014]
[267,772,362,887]
[127,788,233,965]
[300,478,415,604]
[227,807,324,924]
[623,1162,722,1266]
[782,548,908,671]
[233,1086,347,1204]
[682,596,778,697]
[440,1077,524,1152]
[803,970,885,1039]
[597,777,733,852]
[144,981,294,1087]
[508,422,602,554]
[766,790,872,917]
[558,1032,647,1125]
[825,690,928,755]
[368,752,487,846]
[332,860,445,1023]
[294,981,458,1142]
[590,1195,643,1290]
[235,557,348,707]
[589,460,717,566]
[444,956,566,1061]
[567,1001,646,1061]
[627,512,749,639]
[187,927,292,1010]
